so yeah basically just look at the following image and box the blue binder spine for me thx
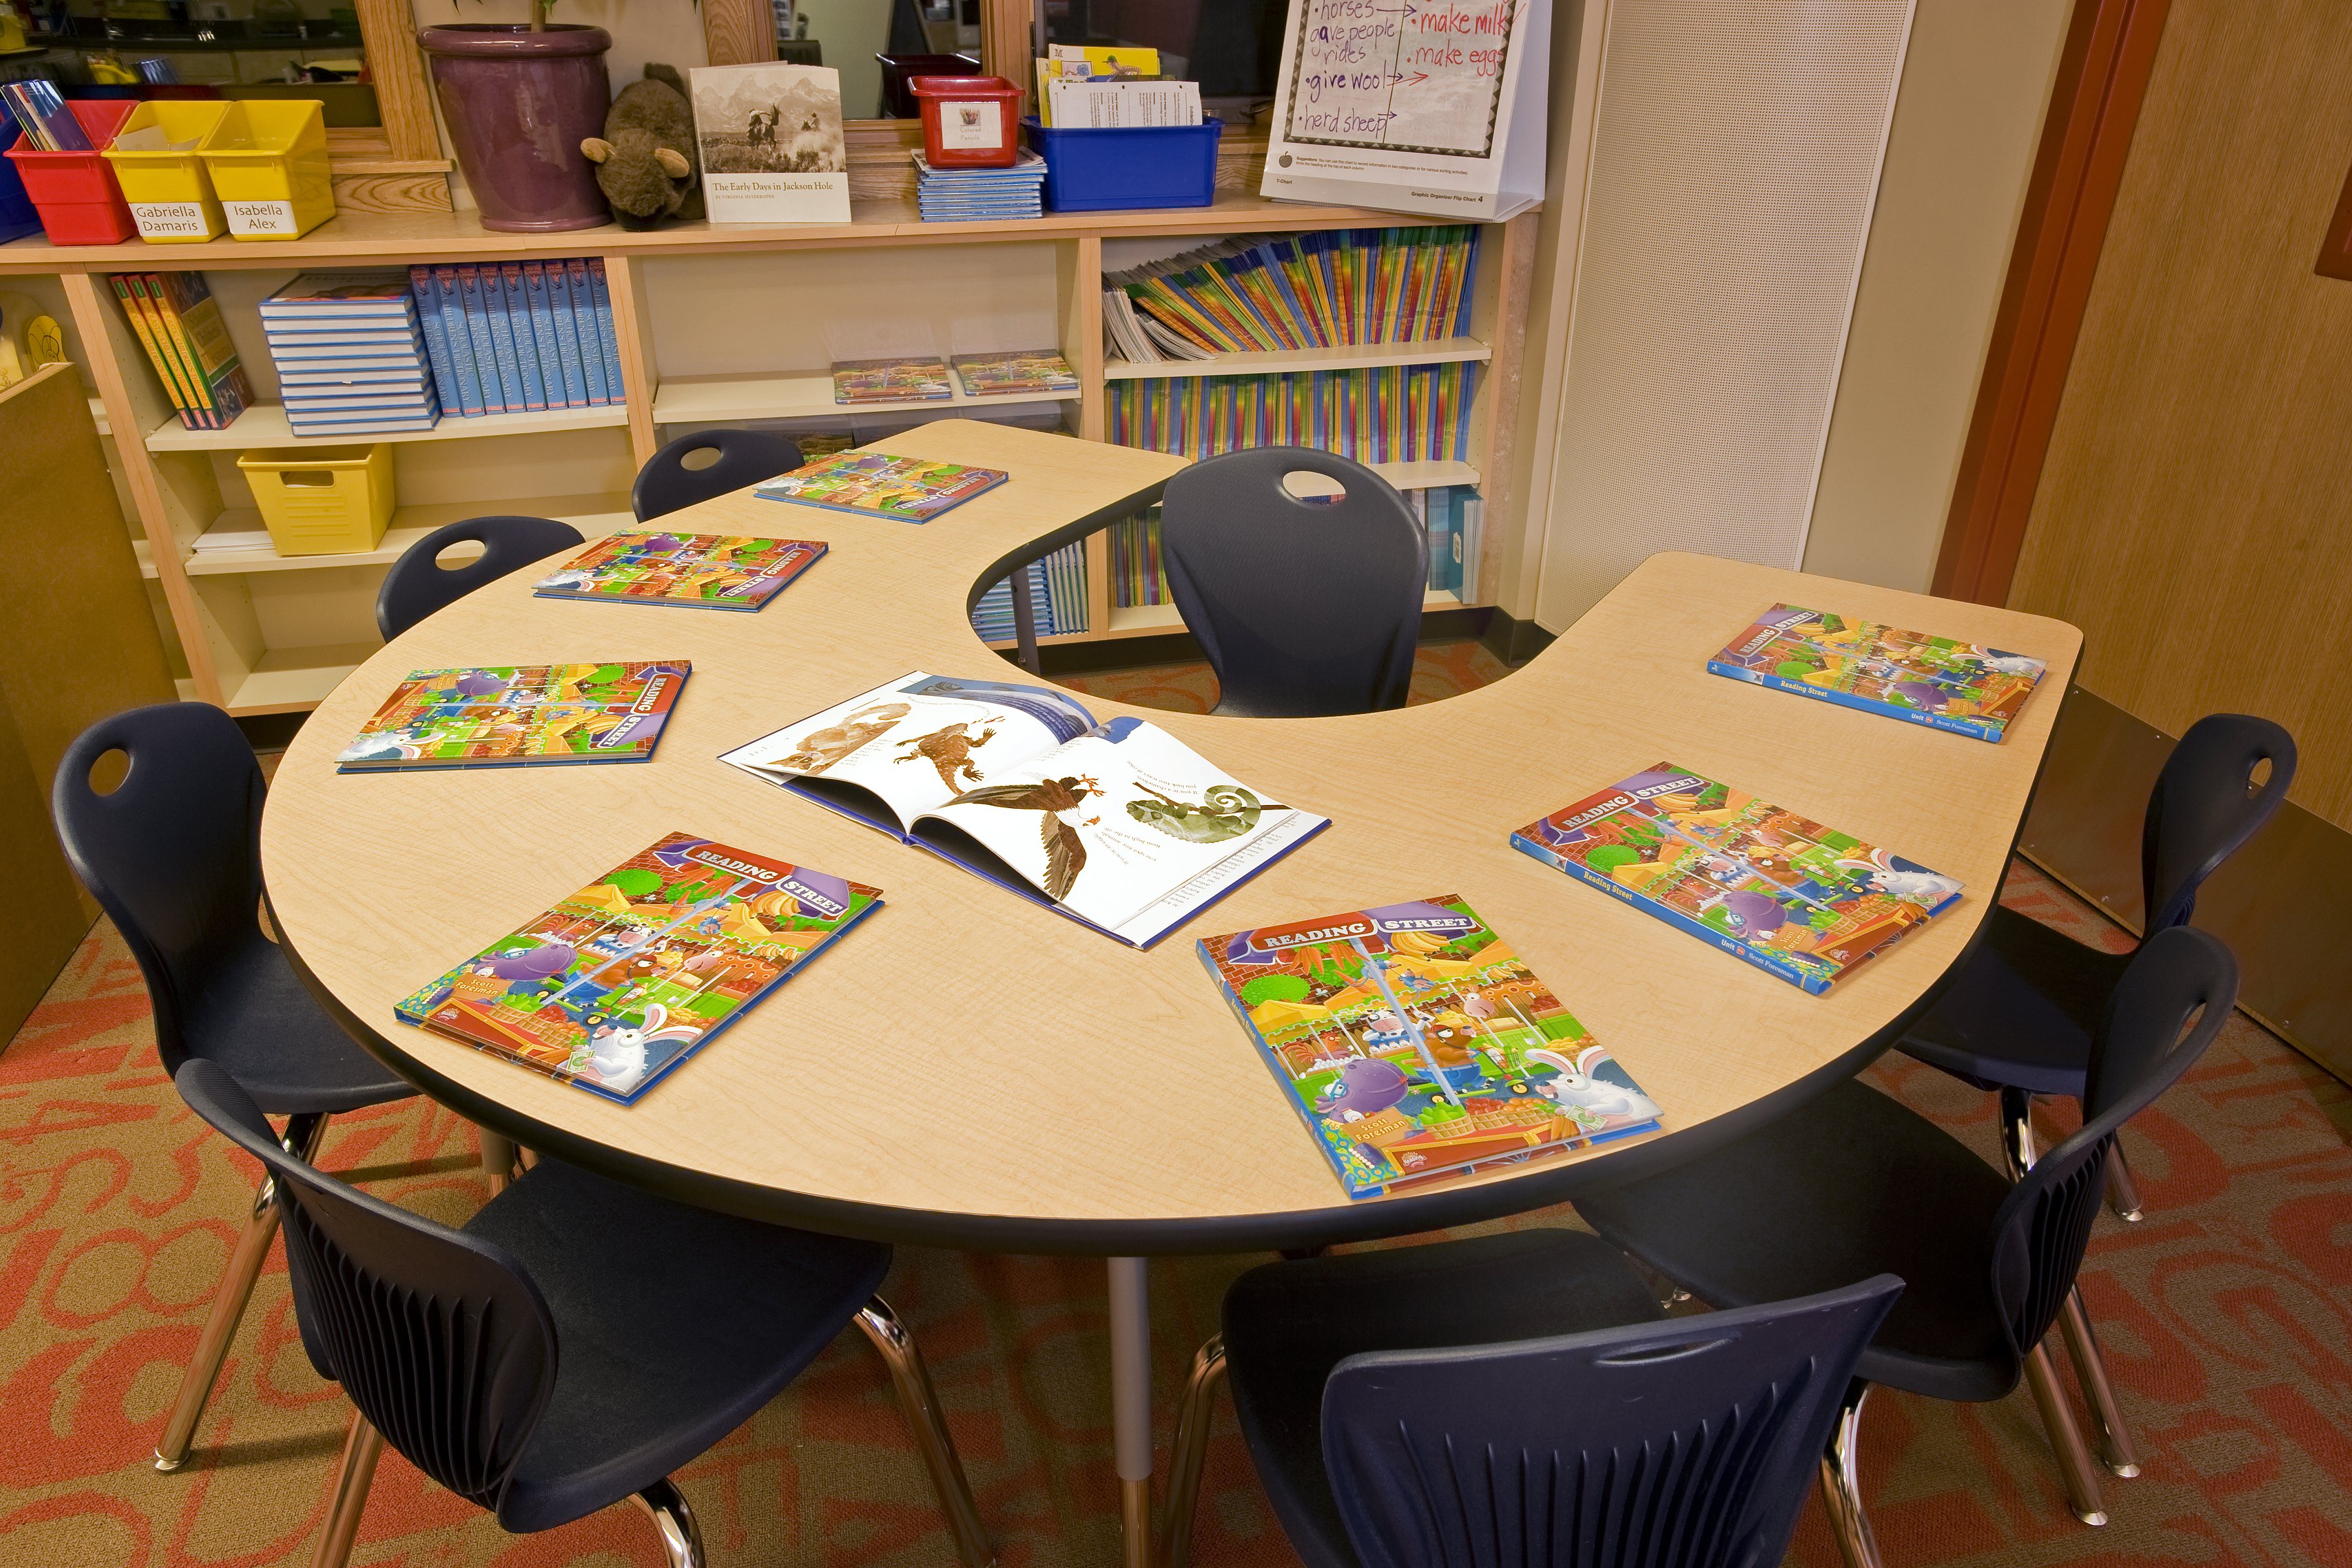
[561,258,610,405]
[530,259,590,408]
[585,259,627,404]
[498,263,549,411]
[461,265,515,413]
[519,262,576,409]
[407,266,462,415]
[432,263,486,416]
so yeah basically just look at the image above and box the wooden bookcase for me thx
[0,194,1535,717]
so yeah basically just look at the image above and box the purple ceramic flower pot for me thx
[419,23,613,233]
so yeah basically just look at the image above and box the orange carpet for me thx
[5,647,2348,1567]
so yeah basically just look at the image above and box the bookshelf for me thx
[8,196,1537,715]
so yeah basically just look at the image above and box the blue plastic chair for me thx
[1158,447,1428,716]
[51,703,421,1473]
[1575,926,2238,1560]
[633,429,806,521]
[376,515,585,639]
[1158,1228,1899,1568]
[174,1058,994,1568]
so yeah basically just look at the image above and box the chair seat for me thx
[1897,904,2135,1096]
[1221,1230,1664,1568]
[461,1158,892,1534]
[1575,1078,2022,1403]
[183,936,412,1115]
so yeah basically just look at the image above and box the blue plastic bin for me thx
[0,125,44,246]
[1023,116,1221,212]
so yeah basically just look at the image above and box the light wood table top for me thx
[262,419,2083,1254]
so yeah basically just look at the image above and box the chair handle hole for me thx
[680,446,724,472]
[2247,756,2272,796]
[433,540,487,571]
[87,746,130,796]
[1282,470,1346,504]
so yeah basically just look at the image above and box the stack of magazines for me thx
[970,539,1087,640]
[261,273,441,436]
[108,272,255,431]
[911,150,1045,221]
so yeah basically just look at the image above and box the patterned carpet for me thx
[5,645,2347,1568]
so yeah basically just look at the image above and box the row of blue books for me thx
[912,150,1045,221]
[407,259,625,418]
[261,273,442,437]
[970,537,1087,640]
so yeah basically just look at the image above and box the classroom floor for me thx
[5,645,2347,1568]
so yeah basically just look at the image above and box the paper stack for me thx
[911,149,1046,221]
[261,272,441,436]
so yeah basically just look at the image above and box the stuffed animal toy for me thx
[581,64,702,228]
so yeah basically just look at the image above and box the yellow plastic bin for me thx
[237,444,394,555]
[199,101,335,241]
[101,101,233,243]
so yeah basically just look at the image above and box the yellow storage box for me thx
[237,444,393,555]
[101,102,233,243]
[199,101,335,241]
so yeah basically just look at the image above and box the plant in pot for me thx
[419,0,615,232]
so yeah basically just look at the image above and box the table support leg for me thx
[1108,1256,1153,1568]
[1011,570,1043,675]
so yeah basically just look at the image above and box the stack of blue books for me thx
[970,538,1087,640]
[260,273,441,437]
[912,150,1046,221]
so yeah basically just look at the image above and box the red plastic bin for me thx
[5,99,139,245]
[908,75,1022,169]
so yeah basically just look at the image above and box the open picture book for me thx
[720,673,1328,947]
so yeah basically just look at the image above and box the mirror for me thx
[779,0,985,122]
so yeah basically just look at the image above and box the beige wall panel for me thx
[2009,1,2352,831]
[1802,0,2070,591]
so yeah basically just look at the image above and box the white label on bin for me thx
[938,100,1003,150]
[223,199,297,236]
[130,201,210,238]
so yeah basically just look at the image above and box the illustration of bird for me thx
[943,775,1103,900]
[894,720,1000,792]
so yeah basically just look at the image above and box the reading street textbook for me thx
[1708,604,2048,743]
[755,451,1009,523]
[1512,765,1964,996]
[393,832,881,1105]
[336,662,688,772]
[1200,896,1661,1199]
[532,532,826,611]
[721,673,1328,947]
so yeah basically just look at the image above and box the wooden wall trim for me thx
[355,0,444,163]
[702,0,778,68]
[1930,0,2170,605]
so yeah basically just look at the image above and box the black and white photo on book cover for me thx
[689,61,853,225]
[1259,0,1548,220]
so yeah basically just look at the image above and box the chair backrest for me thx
[2140,714,2296,932]
[632,428,806,522]
[174,1058,559,1511]
[1322,1276,1901,1568]
[1158,448,1428,717]
[1987,926,2237,1354]
[51,704,265,1074]
[376,516,585,640]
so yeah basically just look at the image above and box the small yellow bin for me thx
[199,101,335,242]
[237,444,394,555]
[101,101,233,243]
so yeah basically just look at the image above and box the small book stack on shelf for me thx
[109,272,255,431]
[970,540,1088,641]
[261,272,441,436]
[408,259,625,419]
[911,149,1047,221]
[832,355,953,404]
[952,350,1078,397]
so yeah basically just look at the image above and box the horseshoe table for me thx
[263,419,2082,1568]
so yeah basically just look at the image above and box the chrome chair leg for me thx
[2059,1286,2142,1478]
[855,1296,996,1568]
[1998,1086,2039,1180]
[633,1478,706,1568]
[309,1410,383,1568]
[479,1129,518,1196]
[2105,1145,2146,1221]
[2023,1341,2108,1526]
[1159,1335,1228,1568]
[1816,1379,1883,1568]
[156,1109,329,1471]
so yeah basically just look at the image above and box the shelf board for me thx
[1103,337,1493,380]
[652,371,1080,427]
[144,402,630,453]
[182,493,634,576]
[221,641,380,716]
[1103,587,1467,638]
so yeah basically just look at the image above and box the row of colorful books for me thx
[1106,485,1479,609]
[262,272,441,436]
[1104,226,1482,361]
[832,350,1079,404]
[969,538,1088,642]
[108,273,253,431]
[407,259,625,419]
[1106,363,1475,466]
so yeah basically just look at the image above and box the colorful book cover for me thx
[1708,604,2049,743]
[131,274,211,424]
[532,532,826,612]
[951,349,1080,397]
[831,355,954,404]
[259,272,416,315]
[1512,765,1965,996]
[335,661,689,772]
[563,258,611,404]
[150,272,252,429]
[498,263,551,411]
[1199,896,1663,1200]
[110,274,200,425]
[393,831,881,1104]
[457,265,510,412]
[755,451,1007,523]
[585,259,627,404]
